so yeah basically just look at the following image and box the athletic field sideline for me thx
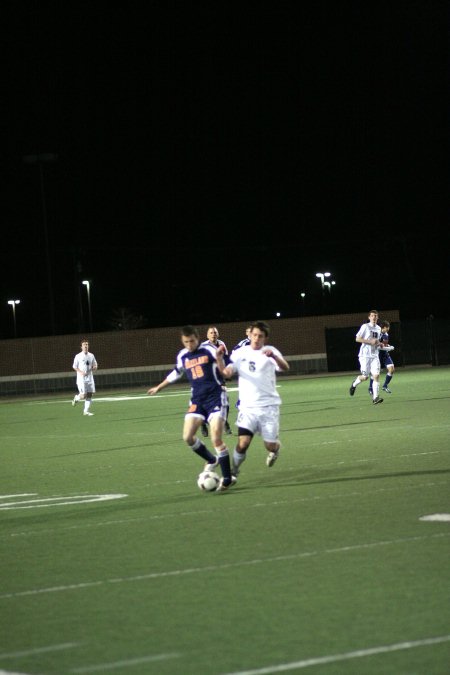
[1,367,449,674]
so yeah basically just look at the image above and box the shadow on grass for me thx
[53,440,180,457]
[260,467,450,488]
[284,417,405,432]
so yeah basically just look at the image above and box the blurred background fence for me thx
[1,311,448,396]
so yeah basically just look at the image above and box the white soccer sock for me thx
[215,444,229,458]
[233,449,246,468]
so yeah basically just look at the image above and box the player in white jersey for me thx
[216,320,289,477]
[200,326,232,436]
[72,340,98,415]
[349,310,384,404]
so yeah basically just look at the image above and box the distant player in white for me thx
[349,310,383,404]
[216,320,289,477]
[72,340,98,416]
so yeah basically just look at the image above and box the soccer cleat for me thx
[204,458,219,472]
[201,423,209,437]
[382,386,392,394]
[349,385,356,396]
[83,411,94,416]
[266,449,280,468]
[368,389,373,396]
[224,421,233,435]
[372,397,384,405]
[215,476,237,492]
[72,396,78,406]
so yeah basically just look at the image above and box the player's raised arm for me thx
[216,345,233,379]
[262,348,290,371]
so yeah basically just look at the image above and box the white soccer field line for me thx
[220,634,450,674]
[28,386,241,405]
[0,531,448,601]
[70,652,182,673]
[2,635,449,675]
[0,643,80,660]
[0,494,127,510]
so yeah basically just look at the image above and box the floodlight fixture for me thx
[7,299,21,337]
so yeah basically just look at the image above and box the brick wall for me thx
[0,310,400,377]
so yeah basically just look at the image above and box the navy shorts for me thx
[186,388,228,422]
[379,353,394,368]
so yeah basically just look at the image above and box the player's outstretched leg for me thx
[266,442,281,468]
[215,444,236,492]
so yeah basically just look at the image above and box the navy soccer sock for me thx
[216,445,232,484]
[190,438,216,464]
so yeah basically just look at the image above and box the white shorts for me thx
[359,355,380,378]
[236,405,280,443]
[77,377,95,394]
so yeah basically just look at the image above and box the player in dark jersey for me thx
[231,325,252,353]
[369,320,395,395]
[147,325,235,491]
[200,326,232,437]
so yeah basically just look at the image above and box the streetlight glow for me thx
[82,280,93,332]
[7,299,21,337]
[316,272,336,311]
[315,272,331,287]
[300,292,307,314]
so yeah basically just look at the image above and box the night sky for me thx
[2,2,448,338]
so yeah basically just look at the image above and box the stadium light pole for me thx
[23,152,58,335]
[315,272,331,289]
[316,272,331,312]
[7,299,21,337]
[82,280,93,332]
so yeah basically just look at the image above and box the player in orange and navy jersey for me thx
[147,325,235,491]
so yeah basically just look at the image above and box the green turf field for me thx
[1,367,449,675]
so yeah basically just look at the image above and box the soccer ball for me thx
[197,470,220,492]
